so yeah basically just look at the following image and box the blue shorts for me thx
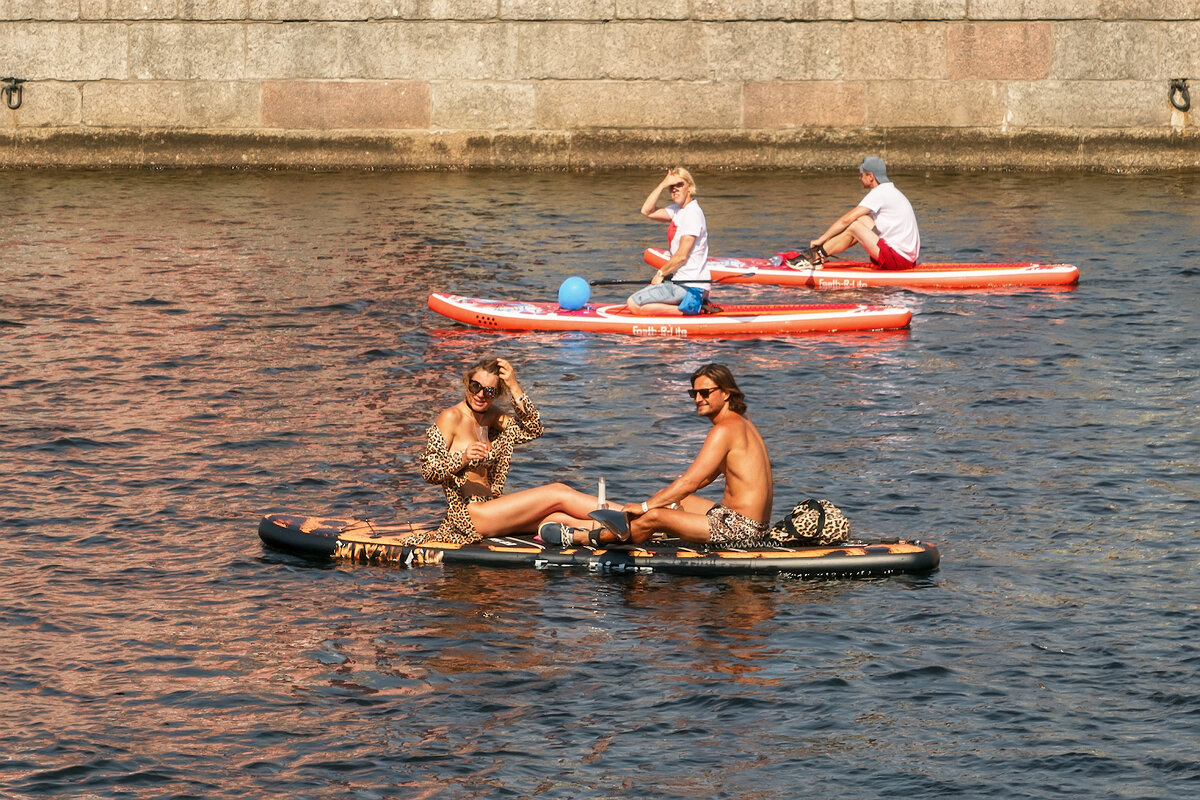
[629,282,708,307]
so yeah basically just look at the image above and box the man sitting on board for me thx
[807,156,921,270]
[596,364,776,548]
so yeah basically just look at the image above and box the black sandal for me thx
[588,508,631,542]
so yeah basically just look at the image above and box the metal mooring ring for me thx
[2,77,23,110]
[1169,78,1191,112]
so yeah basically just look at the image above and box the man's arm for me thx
[812,205,872,249]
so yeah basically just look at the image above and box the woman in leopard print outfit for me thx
[416,357,603,544]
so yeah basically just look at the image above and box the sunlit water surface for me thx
[2,169,1198,799]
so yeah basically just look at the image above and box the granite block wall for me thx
[0,1,1196,168]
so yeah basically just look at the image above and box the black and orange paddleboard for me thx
[257,513,940,578]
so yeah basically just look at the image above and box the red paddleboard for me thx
[428,293,911,337]
[645,249,1079,289]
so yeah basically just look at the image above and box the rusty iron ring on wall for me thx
[2,78,24,110]
[1169,78,1191,112]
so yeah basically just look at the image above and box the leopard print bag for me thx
[768,499,851,547]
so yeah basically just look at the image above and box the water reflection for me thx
[2,169,1199,799]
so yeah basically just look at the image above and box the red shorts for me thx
[871,237,917,270]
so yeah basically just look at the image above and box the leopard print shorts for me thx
[706,504,771,548]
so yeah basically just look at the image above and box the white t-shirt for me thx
[860,183,920,262]
[665,200,710,283]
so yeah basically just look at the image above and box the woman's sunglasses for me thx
[469,379,499,399]
[687,387,720,400]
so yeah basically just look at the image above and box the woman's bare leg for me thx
[536,510,620,546]
[539,510,598,528]
[627,300,683,317]
[467,483,601,537]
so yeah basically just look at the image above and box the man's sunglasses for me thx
[469,379,499,399]
[687,387,720,400]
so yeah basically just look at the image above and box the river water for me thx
[2,168,1197,798]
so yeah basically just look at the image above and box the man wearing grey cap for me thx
[808,156,921,270]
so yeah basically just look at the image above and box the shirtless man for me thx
[613,364,774,547]
[809,156,921,270]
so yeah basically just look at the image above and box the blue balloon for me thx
[557,276,590,310]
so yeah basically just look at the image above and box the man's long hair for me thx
[691,363,746,414]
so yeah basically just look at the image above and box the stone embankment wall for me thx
[0,1,1197,170]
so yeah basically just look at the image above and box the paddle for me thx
[558,269,751,311]
[642,246,763,277]
[588,273,754,287]
[645,242,837,272]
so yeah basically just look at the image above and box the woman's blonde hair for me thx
[669,167,697,196]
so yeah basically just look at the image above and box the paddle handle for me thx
[589,273,752,287]
[588,247,751,286]
[588,278,712,286]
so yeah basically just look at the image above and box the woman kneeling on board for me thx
[627,167,711,316]
[417,357,606,545]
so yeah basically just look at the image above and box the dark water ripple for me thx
[2,169,1199,798]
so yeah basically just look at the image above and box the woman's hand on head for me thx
[497,358,522,396]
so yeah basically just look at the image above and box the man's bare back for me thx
[709,411,773,524]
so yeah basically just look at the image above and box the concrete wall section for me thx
[1,5,1198,169]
